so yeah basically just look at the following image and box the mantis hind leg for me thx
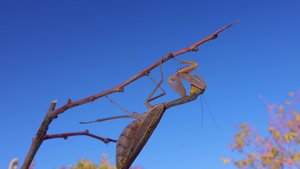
[79,114,133,124]
[80,96,139,124]
[145,62,166,107]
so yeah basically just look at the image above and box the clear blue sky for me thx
[1,1,299,169]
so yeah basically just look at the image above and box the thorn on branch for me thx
[164,52,174,62]
[104,138,110,144]
[191,46,199,51]
[90,96,96,102]
[212,34,218,39]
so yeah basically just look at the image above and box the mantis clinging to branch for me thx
[20,21,238,169]
[81,60,206,169]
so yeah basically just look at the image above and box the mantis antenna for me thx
[200,95,219,128]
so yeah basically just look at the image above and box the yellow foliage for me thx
[220,158,231,164]
[274,159,282,167]
[273,130,280,140]
[240,123,248,133]
[284,134,289,142]
[246,131,251,137]
[264,157,271,165]
[269,126,274,133]
[251,152,257,158]
[293,152,300,162]
[292,154,299,162]
[278,105,284,113]
[225,90,300,168]
[246,158,253,165]
[237,161,244,167]
[285,101,291,105]
[65,154,116,169]
[236,138,244,146]
[296,114,300,121]
[234,132,243,138]
[288,132,297,141]
[271,147,279,158]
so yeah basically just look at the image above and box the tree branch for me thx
[22,100,56,169]
[20,20,239,169]
[44,130,117,143]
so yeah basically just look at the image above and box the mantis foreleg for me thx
[168,60,206,97]
[80,63,166,124]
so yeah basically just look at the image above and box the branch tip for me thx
[226,20,240,28]
[223,20,240,31]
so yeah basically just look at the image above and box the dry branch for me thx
[44,130,117,143]
[20,20,239,169]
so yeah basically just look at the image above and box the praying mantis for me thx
[82,60,206,169]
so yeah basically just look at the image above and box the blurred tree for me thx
[221,90,300,168]
[57,154,143,169]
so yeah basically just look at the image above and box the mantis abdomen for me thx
[116,105,166,169]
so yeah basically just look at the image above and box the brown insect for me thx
[82,61,206,169]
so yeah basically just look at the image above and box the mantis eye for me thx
[190,84,203,95]
[190,84,198,95]
[190,88,196,95]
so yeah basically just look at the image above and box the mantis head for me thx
[190,84,205,95]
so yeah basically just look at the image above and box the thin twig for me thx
[44,130,117,143]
